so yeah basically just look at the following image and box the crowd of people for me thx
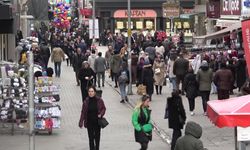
[15,21,250,150]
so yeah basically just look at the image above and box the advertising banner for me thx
[242,19,250,75]
[221,0,241,15]
[242,0,250,16]
[206,0,220,18]
[162,2,180,18]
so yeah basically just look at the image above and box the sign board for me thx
[89,19,99,39]
[162,2,180,18]
[242,19,250,76]
[114,9,157,18]
[242,0,250,16]
[238,127,250,141]
[221,0,241,16]
[206,0,221,18]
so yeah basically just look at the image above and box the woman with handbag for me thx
[78,61,96,102]
[167,90,186,150]
[153,56,166,95]
[132,95,153,150]
[79,86,106,150]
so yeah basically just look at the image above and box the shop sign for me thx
[114,9,157,18]
[221,0,241,15]
[242,19,250,75]
[206,0,220,18]
[242,0,250,16]
[162,3,180,18]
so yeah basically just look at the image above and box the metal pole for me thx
[92,0,96,45]
[79,0,83,28]
[28,52,35,150]
[127,0,133,95]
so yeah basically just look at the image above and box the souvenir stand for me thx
[0,61,28,135]
[34,76,61,135]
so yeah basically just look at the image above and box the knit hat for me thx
[201,60,208,67]
[144,59,151,66]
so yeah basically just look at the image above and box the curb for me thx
[105,81,171,145]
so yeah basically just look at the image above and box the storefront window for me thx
[175,21,182,29]
[146,21,153,29]
[166,22,170,29]
[117,21,124,29]
[183,22,190,29]
[136,21,143,29]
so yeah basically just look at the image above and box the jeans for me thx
[119,83,127,100]
[200,91,210,112]
[54,62,61,77]
[97,72,105,87]
[87,125,101,150]
[169,77,177,90]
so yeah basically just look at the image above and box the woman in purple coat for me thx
[79,86,106,150]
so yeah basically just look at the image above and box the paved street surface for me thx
[0,45,236,150]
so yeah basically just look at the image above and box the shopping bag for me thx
[137,84,146,95]
[98,117,109,128]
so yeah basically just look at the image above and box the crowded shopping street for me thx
[1,0,250,150]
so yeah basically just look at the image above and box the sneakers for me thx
[125,97,129,102]
[190,111,195,116]
[18,124,24,129]
[120,100,125,103]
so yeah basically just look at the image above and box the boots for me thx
[155,85,159,95]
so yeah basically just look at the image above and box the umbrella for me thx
[207,95,250,150]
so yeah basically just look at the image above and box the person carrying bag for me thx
[132,95,153,150]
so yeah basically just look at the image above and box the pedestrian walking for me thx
[94,52,106,87]
[183,68,199,116]
[153,56,166,95]
[78,61,96,102]
[118,62,129,103]
[167,50,177,90]
[110,51,122,88]
[132,95,153,150]
[196,60,213,115]
[79,86,106,150]
[173,53,189,95]
[142,60,154,101]
[51,46,65,77]
[175,121,207,150]
[167,90,186,150]
[213,63,233,100]
[72,47,87,86]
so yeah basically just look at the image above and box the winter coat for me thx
[94,56,106,73]
[196,66,213,91]
[145,46,156,61]
[88,54,97,72]
[173,58,189,76]
[175,121,205,150]
[79,96,106,128]
[167,95,186,130]
[72,53,87,72]
[110,54,122,74]
[236,58,247,88]
[132,106,152,143]
[183,73,199,99]
[142,66,154,95]
[213,68,233,90]
[51,47,65,63]
[153,60,166,86]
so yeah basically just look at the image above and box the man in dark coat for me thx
[94,52,106,87]
[142,60,154,101]
[175,121,206,150]
[73,47,87,86]
[213,63,233,100]
[173,54,189,95]
[236,54,247,91]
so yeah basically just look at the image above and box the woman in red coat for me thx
[79,86,106,150]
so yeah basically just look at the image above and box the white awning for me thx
[193,22,242,41]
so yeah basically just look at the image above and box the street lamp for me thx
[127,0,133,95]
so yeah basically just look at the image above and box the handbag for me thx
[154,68,161,75]
[137,84,147,95]
[98,117,109,128]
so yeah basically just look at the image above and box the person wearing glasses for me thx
[79,86,106,150]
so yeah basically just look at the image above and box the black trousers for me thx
[187,98,195,111]
[217,89,230,100]
[140,142,148,150]
[176,75,185,93]
[200,91,210,112]
[87,125,101,150]
[171,129,182,150]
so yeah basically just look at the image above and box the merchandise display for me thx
[34,76,61,134]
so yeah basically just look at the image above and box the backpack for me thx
[118,71,128,83]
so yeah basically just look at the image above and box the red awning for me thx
[207,95,250,128]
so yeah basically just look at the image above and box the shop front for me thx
[114,9,157,32]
